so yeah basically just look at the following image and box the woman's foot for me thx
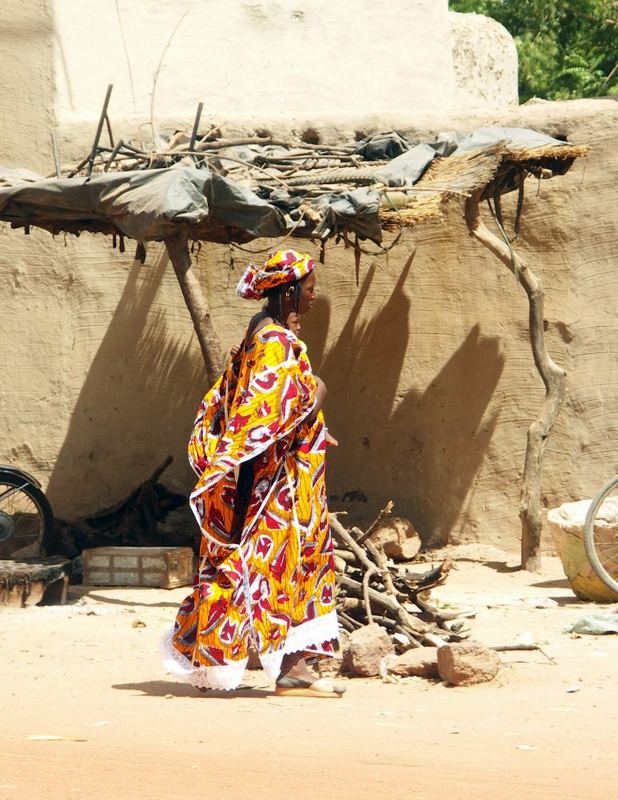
[276,652,345,697]
[277,652,315,685]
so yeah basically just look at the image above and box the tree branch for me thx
[464,188,567,571]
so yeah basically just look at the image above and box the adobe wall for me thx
[3,98,616,555]
[1,1,615,552]
[0,0,55,173]
[0,0,517,172]
[174,99,617,551]
[52,0,458,122]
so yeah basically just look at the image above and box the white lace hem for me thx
[161,628,249,691]
[260,610,339,681]
[161,610,339,691]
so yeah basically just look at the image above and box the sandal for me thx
[275,676,346,697]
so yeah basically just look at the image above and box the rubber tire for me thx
[583,475,618,596]
[0,470,55,556]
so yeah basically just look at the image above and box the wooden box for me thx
[82,546,195,589]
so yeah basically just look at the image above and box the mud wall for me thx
[52,0,458,123]
[449,11,518,109]
[3,99,615,555]
[177,99,617,550]
[0,0,615,551]
[0,0,55,172]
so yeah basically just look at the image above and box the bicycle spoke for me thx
[0,484,27,505]
[0,481,44,551]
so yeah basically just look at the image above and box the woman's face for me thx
[298,272,317,314]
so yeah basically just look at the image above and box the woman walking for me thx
[164,250,342,696]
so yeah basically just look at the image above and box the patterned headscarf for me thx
[236,249,315,300]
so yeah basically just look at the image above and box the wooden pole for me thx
[164,230,224,387]
[464,189,567,572]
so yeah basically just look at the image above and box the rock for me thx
[317,649,344,678]
[391,632,413,649]
[342,623,395,677]
[387,647,439,678]
[437,642,500,686]
[370,516,421,562]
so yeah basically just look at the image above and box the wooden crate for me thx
[82,546,194,589]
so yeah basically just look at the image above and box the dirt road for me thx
[1,554,616,800]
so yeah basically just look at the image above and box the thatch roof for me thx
[0,128,586,247]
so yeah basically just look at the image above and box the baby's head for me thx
[287,311,301,336]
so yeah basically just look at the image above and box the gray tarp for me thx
[0,165,288,241]
[312,188,381,241]
[433,127,569,156]
[373,143,438,187]
[357,127,568,159]
[0,127,576,245]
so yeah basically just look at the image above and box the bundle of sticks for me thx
[330,504,469,649]
[51,86,386,197]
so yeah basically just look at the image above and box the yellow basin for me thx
[547,498,618,603]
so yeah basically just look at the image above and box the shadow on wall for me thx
[46,247,204,519]
[305,253,505,547]
[389,325,504,546]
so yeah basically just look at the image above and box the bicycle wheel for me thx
[0,470,55,559]
[583,475,618,596]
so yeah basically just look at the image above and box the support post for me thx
[164,230,224,386]
[464,190,567,571]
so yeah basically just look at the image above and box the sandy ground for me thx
[1,553,617,800]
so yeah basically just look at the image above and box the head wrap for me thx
[236,249,315,300]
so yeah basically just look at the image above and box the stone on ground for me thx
[387,647,439,678]
[437,641,500,686]
[342,623,395,677]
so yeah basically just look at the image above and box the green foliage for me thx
[449,0,618,101]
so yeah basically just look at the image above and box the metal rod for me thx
[50,132,62,178]
[87,84,114,177]
[104,139,124,172]
[189,102,204,153]
[105,113,115,148]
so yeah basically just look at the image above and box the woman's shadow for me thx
[112,680,274,699]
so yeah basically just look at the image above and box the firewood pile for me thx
[330,504,468,650]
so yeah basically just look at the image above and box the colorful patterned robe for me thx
[164,323,338,690]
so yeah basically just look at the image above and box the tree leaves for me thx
[450,0,618,101]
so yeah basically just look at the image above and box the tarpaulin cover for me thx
[0,165,287,241]
[311,188,381,241]
[0,127,577,245]
[373,143,438,187]
[354,131,416,160]
[435,127,568,154]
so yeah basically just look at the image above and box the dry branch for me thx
[464,188,567,571]
[331,503,461,649]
